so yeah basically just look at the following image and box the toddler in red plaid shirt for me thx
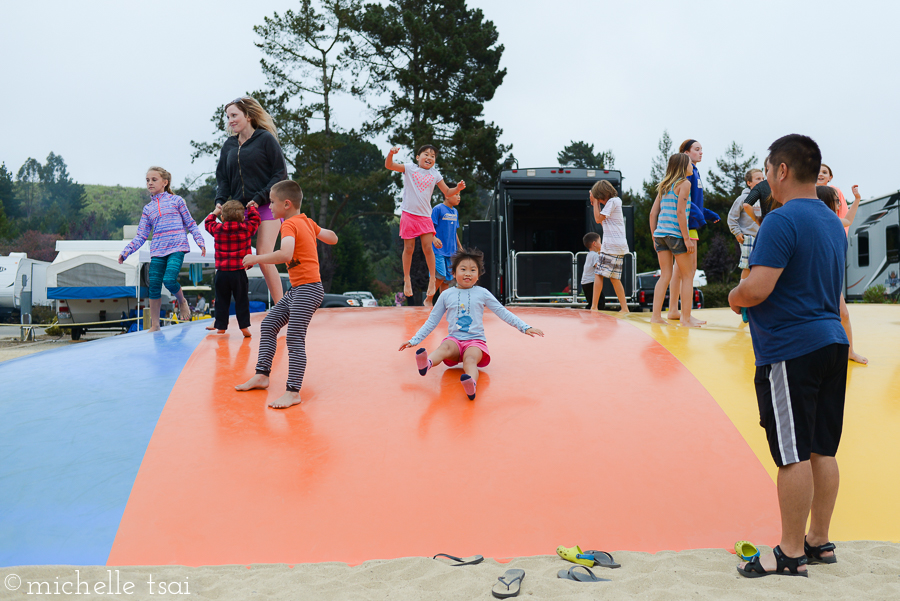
[205,200,261,336]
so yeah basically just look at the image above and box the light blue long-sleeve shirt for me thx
[408,286,531,345]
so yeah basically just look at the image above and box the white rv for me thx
[845,190,900,300]
[0,253,51,319]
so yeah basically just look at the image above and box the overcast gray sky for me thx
[4,0,899,199]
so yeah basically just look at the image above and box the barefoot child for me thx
[426,185,462,307]
[204,200,261,337]
[648,154,697,327]
[817,184,867,365]
[589,181,630,315]
[398,247,544,400]
[235,180,338,408]
[119,167,206,332]
[385,145,466,301]
[580,232,602,310]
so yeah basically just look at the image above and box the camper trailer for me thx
[47,240,154,339]
[465,167,635,306]
[845,190,900,300]
[0,253,51,319]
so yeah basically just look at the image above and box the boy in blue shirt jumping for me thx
[425,186,462,307]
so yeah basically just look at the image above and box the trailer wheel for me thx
[71,327,82,341]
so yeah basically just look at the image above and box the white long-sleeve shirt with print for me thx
[408,286,531,345]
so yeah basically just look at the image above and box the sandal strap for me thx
[773,545,808,574]
[498,574,523,587]
[804,539,836,557]
[742,555,768,575]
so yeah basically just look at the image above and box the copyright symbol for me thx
[4,573,21,590]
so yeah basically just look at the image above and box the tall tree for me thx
[557,141,614,169]
[0,163,14,239]
[705,141,757,216]
[40,152,86,235]
[15,158,43,220]
[350,0,510,191]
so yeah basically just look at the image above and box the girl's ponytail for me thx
[148,166,173,194]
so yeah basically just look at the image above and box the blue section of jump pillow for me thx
[0,322,209,566]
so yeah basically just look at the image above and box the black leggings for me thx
[214,269,250,330]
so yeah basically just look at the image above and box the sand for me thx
[3,542,898,600]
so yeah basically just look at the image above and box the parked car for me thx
[246,274,360,308]
[635,269,706,312]
[342,291,378,307]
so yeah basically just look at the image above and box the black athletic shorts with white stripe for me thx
[754,343,849,467]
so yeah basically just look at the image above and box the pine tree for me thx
[557,141,614,169]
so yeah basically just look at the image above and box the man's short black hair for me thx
[583,232,600,249]
[766,134,821,185]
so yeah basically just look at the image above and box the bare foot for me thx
[650,316,668,325]
[679,319,700,328]
[618,309,630,316]
[206,325,216,331]
[178,299,191,321]
[149,325,161,332]
[690,316,707,325]
[241,328,251,338]
[426,278,436,298]
[667,311,681,320]
[424,296,433,307]
[403,279,413,298]
[268,391,302,409]
[849,351,868,365]
[235,374,269,391]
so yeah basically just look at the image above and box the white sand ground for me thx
[3,541,898,600]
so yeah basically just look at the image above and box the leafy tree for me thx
[707,141,757,199]
[330,222,374,292]
[557,141,614,169]
[40,152,86,235]
[0,231,62,262]
[0,163,13,239]
[350,0,511,193]
[15,158,42,221]
[701,233,738,284]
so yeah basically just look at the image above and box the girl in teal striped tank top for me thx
[648,154,698,327]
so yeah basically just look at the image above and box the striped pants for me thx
[255,282,324,392]
[148,252,185,299]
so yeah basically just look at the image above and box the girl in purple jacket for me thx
[119,167,206,331]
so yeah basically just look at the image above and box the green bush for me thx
[863,284,888,303]
[30,306,57,324]
[701,283,733,309]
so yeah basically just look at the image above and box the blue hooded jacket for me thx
[687,164,720,229]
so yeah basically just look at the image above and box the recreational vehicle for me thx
[845,190,900,300]
[0,253,51,319]
[465,167,635,306]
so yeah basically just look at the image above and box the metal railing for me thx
[511,252,578,302]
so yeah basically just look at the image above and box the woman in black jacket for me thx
[216,96,288,304]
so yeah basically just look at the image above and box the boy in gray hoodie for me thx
[728,168,765,322]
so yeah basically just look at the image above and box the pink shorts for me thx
[442,337,491,368]
[399,211,436,239]
[256,203,278,221]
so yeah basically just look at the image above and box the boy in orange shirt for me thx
[235,180,338,409]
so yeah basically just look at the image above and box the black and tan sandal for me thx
[736,545,808,578]
[804,538,837,564]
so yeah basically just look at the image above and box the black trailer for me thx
[464,167,635,306]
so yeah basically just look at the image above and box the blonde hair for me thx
[225,96,279,142]
[221,200,245,222]
[147,166,173,194]
[590,180,618,201]
[745,168,763,184]
[658,154,692,196]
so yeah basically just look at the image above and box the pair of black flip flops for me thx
[433,553,523,598]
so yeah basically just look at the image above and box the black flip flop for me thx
[491,569,525,598]
[557,565,610,582]
[432,553,484,566]
[580,549,621,568]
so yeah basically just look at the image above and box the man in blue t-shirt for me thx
[425,188,462,307]
[729,134,848,579]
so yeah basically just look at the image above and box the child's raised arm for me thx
[385,146,405,173]
[437,179,466,197]
[842,185,862,227]
[317,228,338,245]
